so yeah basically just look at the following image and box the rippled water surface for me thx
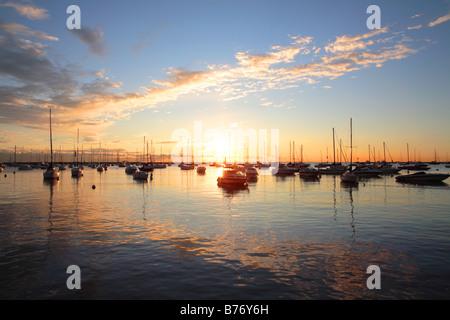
[1,164,449,299]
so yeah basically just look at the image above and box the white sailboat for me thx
[43,109,60,180]
[340,118,358,184]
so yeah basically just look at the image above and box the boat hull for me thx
[43,168,60,180]
[133,171,149,180]
[396,173,449,183]
[340,171,358,183]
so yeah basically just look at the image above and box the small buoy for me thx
[92,185,96,189]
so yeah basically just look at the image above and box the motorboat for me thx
[395,172,449,183]
[217,169,248,186]
[197,165,206,174]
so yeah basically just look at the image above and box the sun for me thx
[203,138,230,163]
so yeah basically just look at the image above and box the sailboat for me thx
[96,141,105,172]
[319,128,346,174]
[340,118,358,183]
[71,128,83,177]
[140,138,154,172]
[43,109,60,180]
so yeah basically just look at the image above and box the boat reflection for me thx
[43,179,58,234]
[218,184,249,197]
[397,180,449,187]
[340,181,359,190]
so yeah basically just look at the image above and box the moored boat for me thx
[43,109,60,180]
[340,118,358,184]
[18,164,33,170]
[217,169,248,186]
[133,170,149,180]
[299,166,320,179]
[125,165,138,174]
[395,172,449,183]
[274,164,297,175]
[180,163,195,170]
[245,167,258,180]
[197,165,206,174]
[352,166,382,177]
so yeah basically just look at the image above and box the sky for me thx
[0,0,449,163]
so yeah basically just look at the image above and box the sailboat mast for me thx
[76,128,79,166]
[350,118,353,170]
[332,128,336,164]
[49,109,53,165]
[407,143,409,163]
[293,141,295,163]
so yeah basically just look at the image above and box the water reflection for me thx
[397,181,449,187]
[218,184,249,197]
[43,179,58,234]
[1,166,447,299]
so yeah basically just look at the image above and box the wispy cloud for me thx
[408,25,422,30]
[0,2,49,20]
[411,14,422,19]
[0,21,424,134]
[69,26,107,55]
[428,12,450,27]
[0,21,58,41]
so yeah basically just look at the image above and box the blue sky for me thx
[0,0,449,162]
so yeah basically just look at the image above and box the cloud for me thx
[324,27,388,53]
[428,12,450,27]
[411,14,422,19]
[0,21,58,41]
[408,25,422,30]
[0,21,423,135]
[0,22,127,133]
[0,2,49,20]
[70,26,107,55]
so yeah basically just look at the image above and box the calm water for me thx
[1,164,449,300]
